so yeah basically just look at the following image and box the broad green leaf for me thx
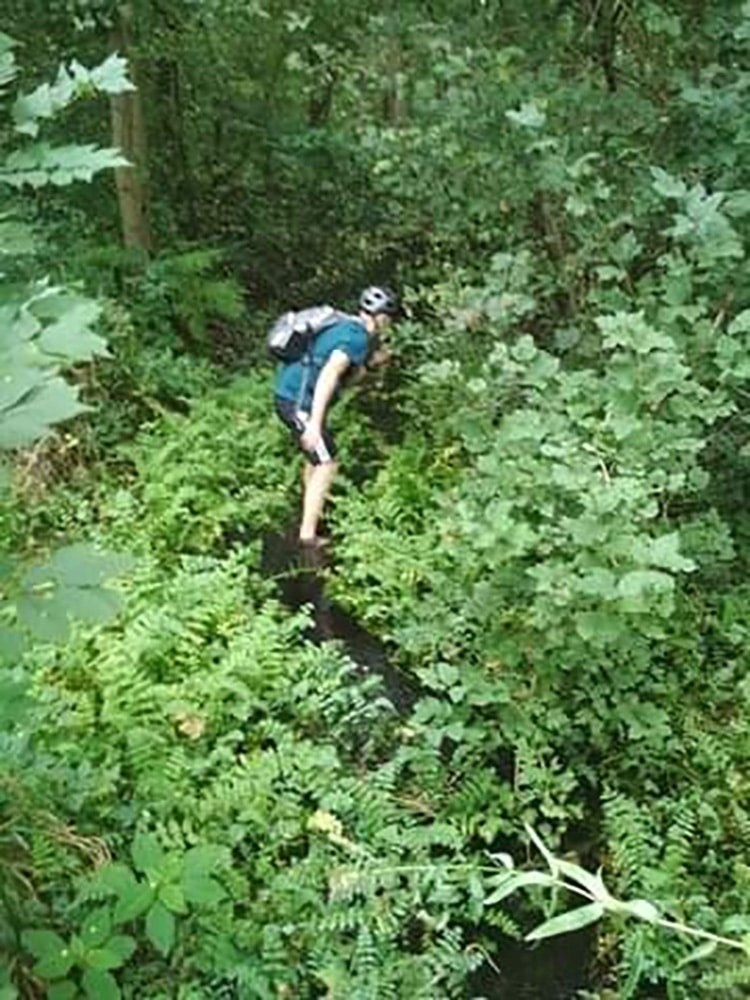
[35,948,75,980]
[0,144,129,189]
[39,300,108,361]
[70,587,123,623]
[86,946,127,971]
[506,101,546,129]
[617,570,674,601]
[89,53,135,95]
[182,873,225,906]
[80,906,111,948]
[81,968,119,1000]
[16,591,72,642]
[0,669,31,725]
[13,83,58,136]
[182,844,225,876]
[526,902,605,941]
[650,167,688,200]
[576,612,623,643]
[597,311,673,354]
[648,533,695,573]
[0,378,87,448]
[159,882,188,914]
[131,832,165,873]
[103,935,136,967]
[48,545,133,587]
[0,33,18,93]
[565,194,589,217]
[145,901,175,956]
[0,218,35,254]
[728,310,750,336]
[0,369,42,413]
[47,982,77,1000]
[724,191,750,218]
[112,881,153,925]
[21,929,68,960]
[95,863,137,897]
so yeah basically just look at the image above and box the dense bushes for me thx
[5,2,750,997]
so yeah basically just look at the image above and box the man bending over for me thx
[274,285,399,547]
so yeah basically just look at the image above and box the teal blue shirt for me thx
[274,317,369,410]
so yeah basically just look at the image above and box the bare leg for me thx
[300,461,338,542]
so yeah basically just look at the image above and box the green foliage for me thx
[126,249,246,353]
[103,374,295,555]
[5,3,750,997]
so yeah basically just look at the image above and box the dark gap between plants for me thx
[259,529,597,999]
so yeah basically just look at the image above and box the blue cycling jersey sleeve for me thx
[274,317,368,406]
[315,318,368,366]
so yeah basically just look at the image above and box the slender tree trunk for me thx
[110,2,153,252]
[592,0,619,93]
[383,37,406,125]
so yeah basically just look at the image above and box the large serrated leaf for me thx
[0,370,42,414]
[181,873,226,906]
[22,929,73,979]
[48,544,133,587]
[0,378,88,448]
[39,300,108,361]
[159,882,188,914]
[21,929,67,960]
[81,968,120,1000]
[102,935,136,967]
[113,881,153,925]
[132,832,166,873]
[0,143,129,189]
[89,53,135,95]
[145,901,175,956]
[47,981,77,1000]
[80,906,112,949]
[96,863,138,897]
[651,167,688,200]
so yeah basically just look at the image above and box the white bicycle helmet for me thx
[359,285,400,316]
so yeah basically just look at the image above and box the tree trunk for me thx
[592,0,619,93]
[110,3,153,252]
[383,37,406,125]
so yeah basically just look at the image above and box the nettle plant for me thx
[20,834,227,1000]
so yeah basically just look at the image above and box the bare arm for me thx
[301,349,350,450]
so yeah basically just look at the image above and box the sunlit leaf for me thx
[145,901,175,956]
[526,902,605,941]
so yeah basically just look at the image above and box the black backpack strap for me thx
[295,348,314,410]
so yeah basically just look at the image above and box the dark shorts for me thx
[275,397,337,465]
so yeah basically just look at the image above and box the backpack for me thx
[267,305,343,363]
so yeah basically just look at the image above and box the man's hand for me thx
[300,420,323,452]
[369,345,392,368]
